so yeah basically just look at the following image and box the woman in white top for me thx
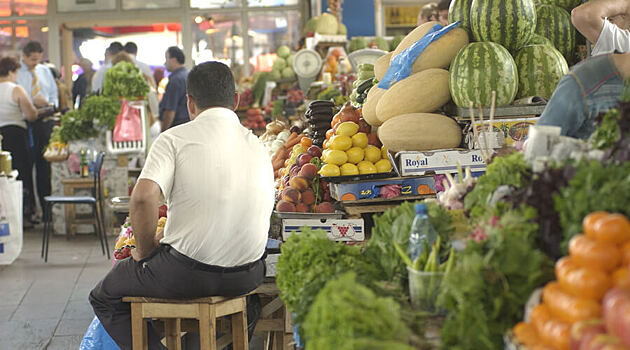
[0,56,47,224]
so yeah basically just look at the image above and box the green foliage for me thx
[275,228,377,327]
[303,273,412,350]
[554,160,630,251]
[57,110,99,143]
[438,206,554,349]
[81,95,121,130]
[590,109,621,150]
[103,61,150,100]
[464,152,532,219]
[364,200,455,282]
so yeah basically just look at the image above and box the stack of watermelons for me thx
[447,0,580,107]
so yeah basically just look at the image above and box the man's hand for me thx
[572,0,630,44]
[33,93,49,108]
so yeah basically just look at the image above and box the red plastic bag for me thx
[112,100,142,142]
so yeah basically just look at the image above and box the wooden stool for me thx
[123,295,248,350]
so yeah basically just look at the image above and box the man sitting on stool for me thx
[89,61,274,350]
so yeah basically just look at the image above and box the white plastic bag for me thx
[0,177,23,264]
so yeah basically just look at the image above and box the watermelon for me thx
[448,0,473,33]
[528,33,553,46]
[514,44,569,99]
[534,4,575,61]
[450,42,518,107]
[470,0,537,52]
[536,0,581,11]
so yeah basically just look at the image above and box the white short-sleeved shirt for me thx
[592,18,630,55]
[138,107,275,267]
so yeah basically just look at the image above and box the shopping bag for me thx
[79,316,120,350]
[112,100,143,143]
[0,177,22,265]
[378,21,460,90]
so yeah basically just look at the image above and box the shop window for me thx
[246,0,298,7]
[122,0,180,10]
[191,13,244,78]
[0,19,49,60]
[57,0,116,12]
[190,0,237,9]
[248,10,300,71]
[0,0,47,16]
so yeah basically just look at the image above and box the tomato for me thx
[541,318,571,350]
[569,235,622,272]
[555,257,612,300]
[300,137,313,149]
[583,211,610,239]
[532,304,553,336]
[543,282,601,323]
[591,214,630,245]
[513,322,541,347]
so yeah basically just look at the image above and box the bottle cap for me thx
[414,203,427,214]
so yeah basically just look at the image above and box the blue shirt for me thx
[536,54,623,139]
[159,67,189,127]
[16,61,59,108]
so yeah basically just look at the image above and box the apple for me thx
[602,288,630,347]
[297,153,313,168]
[307,145,323,158]
[570,319,606,350]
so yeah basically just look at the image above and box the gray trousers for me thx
[89,244,265,350]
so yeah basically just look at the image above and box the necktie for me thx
[30,67,40,98]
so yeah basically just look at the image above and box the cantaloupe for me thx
[374,52,392,81]
[378,113,462,152]
[391,21,469,74]
[376,68,450,123]
[362,87,386,126]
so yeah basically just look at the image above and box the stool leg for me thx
[43,202,53,262]
[92,203,106,256]
[130,303,148,350]
[41,202,49,258]
[164,319,182,350]
[231,304,249,350]
[198,304,217,350]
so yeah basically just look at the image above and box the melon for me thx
[349,37,368,52]
[514,44,568,99]
[315,13,338,35]
[338,23,348,35]
[534,4,575,61]
[378,113,462,152]
[376,68,451,123]
[448,0,474,33]
[391,22,469,73]
[390,35,404,52]
[362,87,386,126]
[527,33,553,46]
[536,0,581,11]
[470,0,537,52]
[449,42,518,107]
[374,52,392,81]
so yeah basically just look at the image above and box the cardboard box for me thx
[393,149,487,177]
[471,117,538,146]
[328,176,436,201]
[282,219,365,242]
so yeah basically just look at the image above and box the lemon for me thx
[364,145,381,163]
[357,160,377,174]
[319,163,341,177]
[292,145,305,154]
[336,122,359,137]
[328,135,353,151]
[351,132,368,148]
[345,147,365,164]
[381,146,389,160]
[324,150,348,165]
[375,159,393,173]
[340,163,359,176]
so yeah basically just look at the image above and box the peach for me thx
[295,203,309,213]
[301,189,316,205]
[289,176,309,191]
[276,200,296,212]
[290,165,300,178]
[282,188,301,203]
[298,163,318,180]
[367,133,381,147]
[315,202,335,213]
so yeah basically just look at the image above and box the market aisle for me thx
[0,228,113,350]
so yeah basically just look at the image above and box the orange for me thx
[582,211,609,238]
[331,114,340,128]
[300,137,312,149]
[592,213,630,245]
[326,129,334,140]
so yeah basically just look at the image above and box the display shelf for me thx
[341,194,435,217]
[444,103,547,120]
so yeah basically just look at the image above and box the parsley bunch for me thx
[103,61,150,100]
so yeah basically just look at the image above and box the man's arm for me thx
[161,110,175,131]
[572,0,630,44]
[129,179,161,261]
[42,67,59,108]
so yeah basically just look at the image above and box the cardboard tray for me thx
[272,210,344,220]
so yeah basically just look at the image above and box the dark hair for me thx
[437,0,451,11]
[107,42,124,56]
[166,46,185,65]
[187,61,235,110]
[0,56,19,76]
[124,42,138,55]
[23,41,44,56]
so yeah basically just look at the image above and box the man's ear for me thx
[187,95,196,119]
[234,92,240,110]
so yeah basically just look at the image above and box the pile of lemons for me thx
[319,121,393,177]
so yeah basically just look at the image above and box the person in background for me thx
[123,42,155,86]
[572,0,630,55]
[90,61,273,350]
[536,52,628,138]
[417,3,439,26]
[47,65,72,113]
[92,41,123,93]
[16,41,58,225]
[72,58,94,109]
[153,67,165,88]
[159,46,189,130]
[0,56,46,227]
[437,0,451,25]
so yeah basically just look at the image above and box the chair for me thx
[41,152,110,262]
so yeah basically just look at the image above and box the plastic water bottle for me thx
[408,203,438,262]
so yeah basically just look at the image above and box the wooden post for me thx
[61,25,73,92]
